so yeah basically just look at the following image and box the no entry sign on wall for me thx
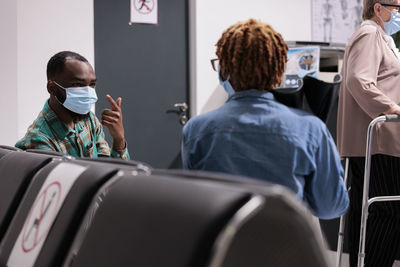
[130,0,158,25]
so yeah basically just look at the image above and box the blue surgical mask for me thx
[218,68,235,96]
[53,81,98,115]
[383,8,400,35]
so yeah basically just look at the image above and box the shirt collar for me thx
[362,19,400,59]
[228,89,275,101]
[362,19,388,37]
[42,99,74,140]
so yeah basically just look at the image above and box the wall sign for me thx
[130,0,158,25]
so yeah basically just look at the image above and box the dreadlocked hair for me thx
[216,19,288,92]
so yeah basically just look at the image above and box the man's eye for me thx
[71,83,83,87]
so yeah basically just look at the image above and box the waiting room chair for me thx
[0,151,153,267]
[78,156,152,174]
[26,148,73,158]
[0,146,20,160]
[0,150,55,244]
[63,171,331,267]
[0,149,331,267]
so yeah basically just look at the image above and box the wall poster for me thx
[312,0,363,44]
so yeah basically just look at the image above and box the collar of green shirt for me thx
[42,100,75,140]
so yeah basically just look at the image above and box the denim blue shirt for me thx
[182,90,349,219]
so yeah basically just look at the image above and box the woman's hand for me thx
[383,104,400,115]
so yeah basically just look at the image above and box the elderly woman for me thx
[182,19,348,220]
[337,0,400,266]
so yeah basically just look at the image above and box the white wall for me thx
[1,0,311,144]
[0,0,18,146]
[0,0,94,146]
[17,0,94,140]
[193,0,312,115]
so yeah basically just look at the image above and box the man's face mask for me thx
[53,81,98,115]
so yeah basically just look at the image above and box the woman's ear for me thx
[374,2,382,16]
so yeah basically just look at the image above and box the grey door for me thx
[94,0,189,168]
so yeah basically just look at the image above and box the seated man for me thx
[16,51,129,159]
[181,19,348,219]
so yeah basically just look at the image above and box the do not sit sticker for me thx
[7,163,87,267]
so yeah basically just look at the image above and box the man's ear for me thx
[47,80,55,95]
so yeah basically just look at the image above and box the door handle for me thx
[174,102,188,112]
[166,102,189,125]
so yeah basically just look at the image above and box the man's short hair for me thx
[46,51,88,80]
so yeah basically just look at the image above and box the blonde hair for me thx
[216,19,288,92]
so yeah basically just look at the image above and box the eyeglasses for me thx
[210,58,219,72]
[381,3,400,12]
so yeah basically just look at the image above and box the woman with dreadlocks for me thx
[181,19,348,220]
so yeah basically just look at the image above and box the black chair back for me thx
[0,150,330,267]
[0,151,53,243]
[0,156,150,267]
[0,146,20,160]
[63,171,330,267]
[303,75,341,122]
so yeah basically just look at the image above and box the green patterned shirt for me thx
[15,100,130,160]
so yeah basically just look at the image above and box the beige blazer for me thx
[337,20,400,158]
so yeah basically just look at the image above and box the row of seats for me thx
[0,146,330,267]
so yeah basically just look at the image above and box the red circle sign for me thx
[21,182,61,253]
[134,0,155,15]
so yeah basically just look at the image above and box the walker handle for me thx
[385,114,400,122]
